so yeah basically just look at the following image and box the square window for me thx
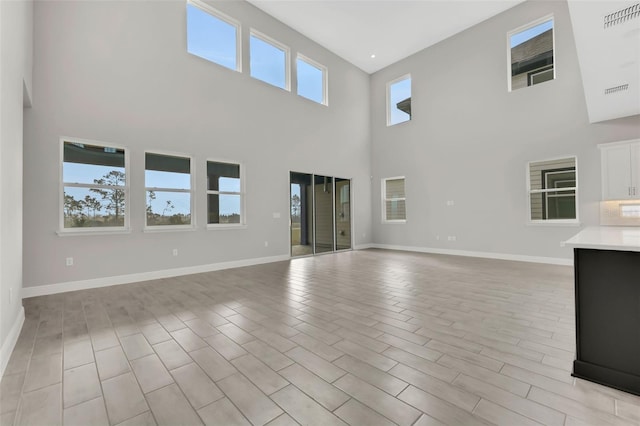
[509,17,554,91]
[382,177,406,222]
[187,1,240,72]
[528,157,578,223]
[61,140,129,231]
[387,75,411,126]
[250,31,289,90]
[297,55,327,105]
[207,160,243,225]
[145,152,193,227]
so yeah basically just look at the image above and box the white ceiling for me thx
[246,0,526,74]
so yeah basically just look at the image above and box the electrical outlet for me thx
[264,241,269,247]
[447,236,457,242]
[66,257,73,266]
[446,200,455,206]
[172,249,178,256]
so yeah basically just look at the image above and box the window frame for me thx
[206,158,246,230]
[386,74,412,127]
[296,53,328,106]
[58,137,131,235]
[382,176,407,223]
[144,150,196,231]
[507,14,555,92]
[249,29,291,91]
[186,0,242,72]
[526,155,580,226]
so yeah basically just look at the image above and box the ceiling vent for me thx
[604,3,640,28]
[604,84,630,95]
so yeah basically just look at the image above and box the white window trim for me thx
[58,137,131,235]
[296,53,328,106]
[507,14,555,92]
[144,150,196,232]
[206,158,246,230]
[249,29,291,91]
[386,74,411,127]
[382,176,407,224]
[526,155,580,226]
[187,0,242,73]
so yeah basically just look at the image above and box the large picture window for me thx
[186,0,241,72]
[528,157,578,223]
[382,177,406,222]
[61,139,129,231]
[207,160,243,226]
[145,152,193,228]
[509,16,554,91]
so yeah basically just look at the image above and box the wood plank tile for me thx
[217,373,283,425]
[270,385,347,426]
[334,374,421,426]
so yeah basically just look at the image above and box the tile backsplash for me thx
[600,200,640,226]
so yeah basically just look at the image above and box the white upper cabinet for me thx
[600,140,640,200]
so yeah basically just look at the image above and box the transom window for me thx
[527,157,578,223]
[509,16,554,91]
[296,54,327,105]
[387,75,411,126]
[382,177,407,222]
[61,139,129,231]
[186,0,241,72]
[250,30,290,90]
[207,160,243,226]
[145,152,193,228]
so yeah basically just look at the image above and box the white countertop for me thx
[565,226,640,252]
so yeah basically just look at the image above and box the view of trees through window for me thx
[63,142,127,229]
[145,153,192,226]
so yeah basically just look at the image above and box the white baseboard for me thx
[354,243,374,250]
[369,243,573,266]
[23,254,291,299]
[0,306,25,380]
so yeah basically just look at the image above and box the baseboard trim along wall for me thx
[0,307,25,380]
[22,254,291,299]
[370,244,573,266]
[22,245,571,300]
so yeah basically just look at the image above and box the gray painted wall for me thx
[1,0,32,367]
[23,0,372,288]
[370,0,640,260]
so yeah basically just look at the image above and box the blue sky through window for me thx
[250,34,286,89]
[389,77,411,125]
[510,19,553,48]
[187,3,237,71]
[297,58,324,104]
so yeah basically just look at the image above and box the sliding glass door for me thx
[290,172,351,257]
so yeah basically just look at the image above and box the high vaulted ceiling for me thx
[246,0,526,73]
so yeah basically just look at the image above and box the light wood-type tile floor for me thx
[2,249,639,425]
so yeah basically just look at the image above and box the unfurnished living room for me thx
[1,0,640,425]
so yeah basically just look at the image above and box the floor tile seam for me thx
[461,378,569,425]
[333,359,410,398]
[11,317,42,426]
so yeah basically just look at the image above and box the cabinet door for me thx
[602,144,632,200]
[631,143,640,198]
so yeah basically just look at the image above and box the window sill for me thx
[382,220,407,224]
[143,225,197,233]
[527,220,581,227]
[57,228,131,236]
[207,224,247,231]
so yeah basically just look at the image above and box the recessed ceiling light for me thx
[370,54,376,58]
